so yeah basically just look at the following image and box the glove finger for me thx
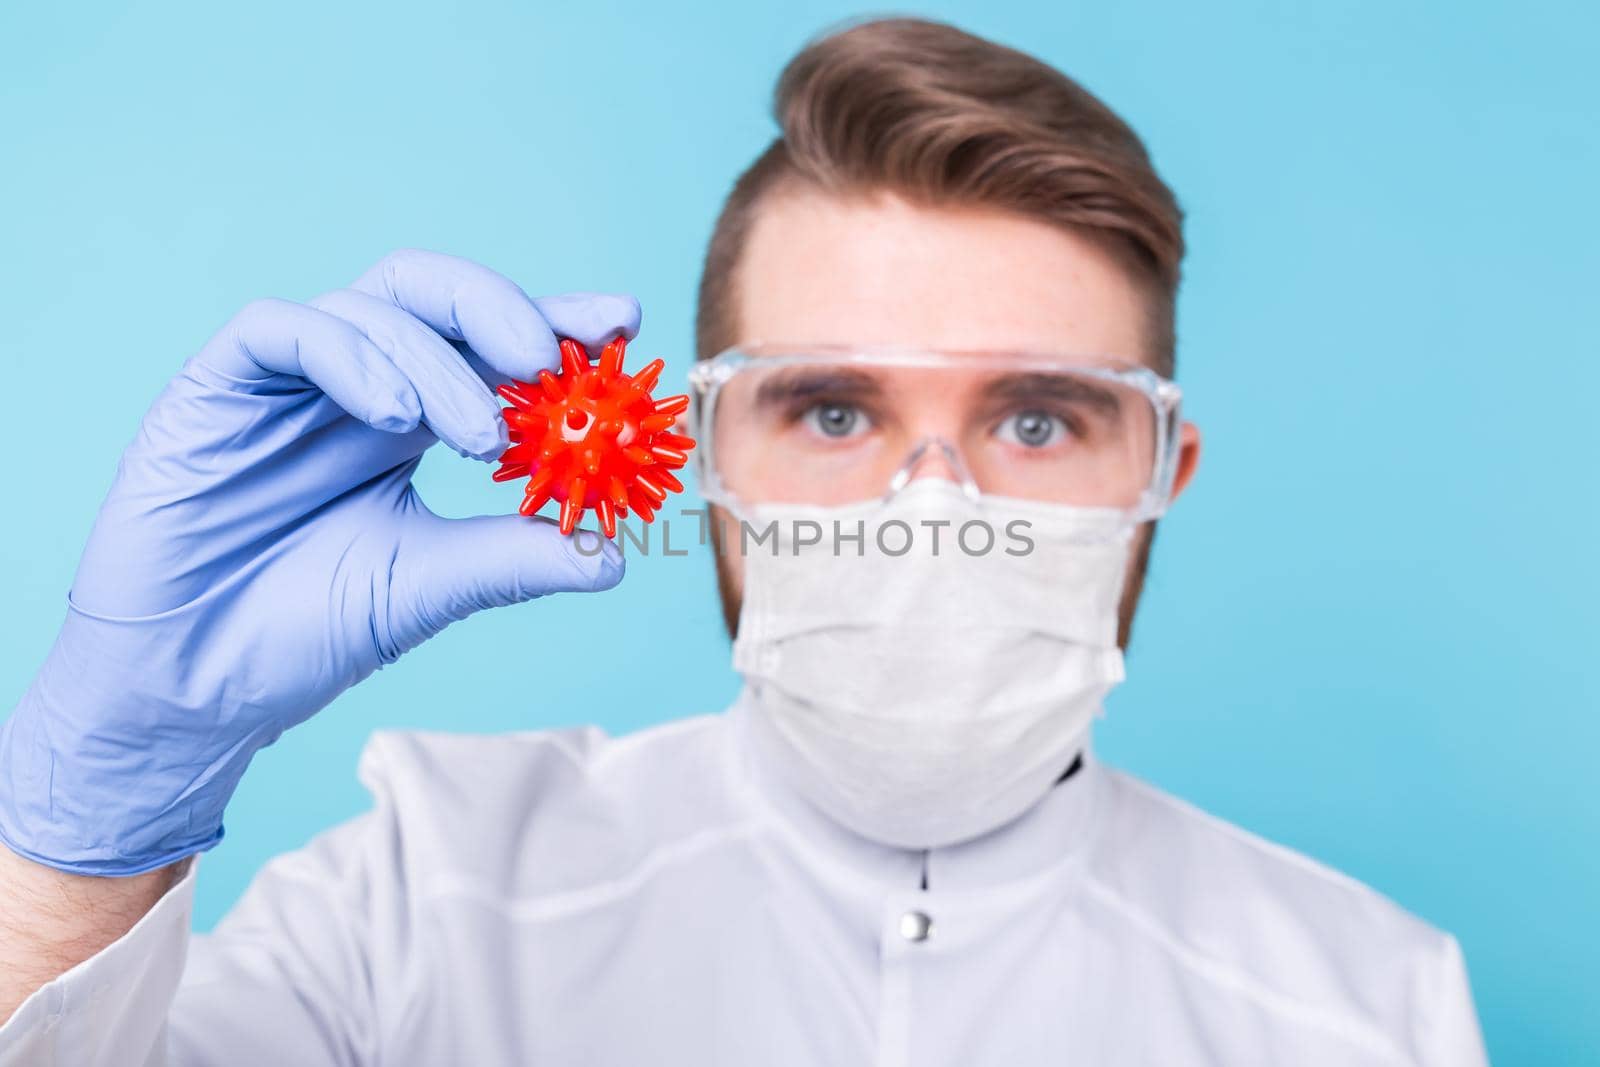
[351,249,563,382]
[449,285,641,393]
[391,513,625,652]
[310,288,506,462]
[531,292,642,357]
[204,298,423,433]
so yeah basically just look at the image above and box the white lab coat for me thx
[0,696,1488,1065]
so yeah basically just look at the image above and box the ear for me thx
[1168,421,1202,503]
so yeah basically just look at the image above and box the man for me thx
[0,17,1486,1065]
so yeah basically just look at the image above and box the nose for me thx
[887,437,979,498]
[907,446,963,481]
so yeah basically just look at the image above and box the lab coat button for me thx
[899,910,933,942]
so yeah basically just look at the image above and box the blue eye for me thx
[805,403,867,439]
[997,410,1065,448]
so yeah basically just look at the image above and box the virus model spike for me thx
[494,336,696,535]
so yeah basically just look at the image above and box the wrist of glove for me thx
[0,600,275,876]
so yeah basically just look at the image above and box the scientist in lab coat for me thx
[0,17,1487,1066]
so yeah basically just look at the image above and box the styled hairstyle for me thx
[695,16,1186,375]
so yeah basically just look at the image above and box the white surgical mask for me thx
[731,479,1133,850]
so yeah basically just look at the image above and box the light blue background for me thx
[2,1,1594,1060]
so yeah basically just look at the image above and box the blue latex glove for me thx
[0,250,637,876]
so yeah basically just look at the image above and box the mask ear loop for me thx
[883,437,982,503]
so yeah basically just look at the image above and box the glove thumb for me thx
[391,513,625,653]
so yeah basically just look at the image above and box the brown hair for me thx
[695,16,1186,375]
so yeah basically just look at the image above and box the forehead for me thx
[736,187,1150,364]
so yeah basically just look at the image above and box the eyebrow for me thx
[976,372,1125,417]
[752,367,887,409]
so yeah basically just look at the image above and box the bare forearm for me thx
[0,845,182,1026]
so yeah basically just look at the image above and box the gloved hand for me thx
[0,250,637,876]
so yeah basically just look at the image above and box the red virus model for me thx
[493,336,694,537]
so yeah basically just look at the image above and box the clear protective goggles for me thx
[687,344,1184,522]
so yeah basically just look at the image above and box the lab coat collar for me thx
[725,688,1105,896]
